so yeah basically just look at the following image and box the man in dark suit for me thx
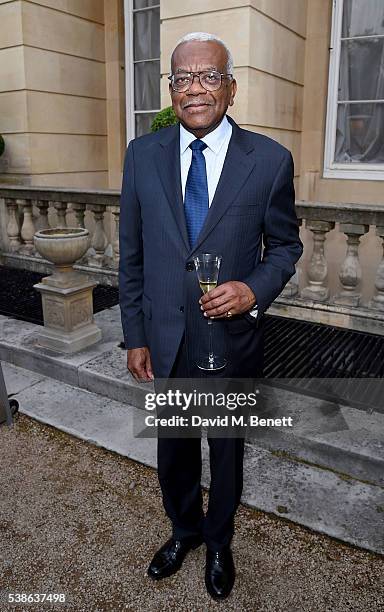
[119,32,303,600]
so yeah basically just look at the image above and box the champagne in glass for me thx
[193,253,226,371]
[199,279,217,294]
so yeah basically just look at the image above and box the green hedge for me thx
[151,106,178,132]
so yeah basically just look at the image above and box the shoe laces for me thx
[211,551,225,566]
[169,539,182,557]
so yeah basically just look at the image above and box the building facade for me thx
[0,0,383,207]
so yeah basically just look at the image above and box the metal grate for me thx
[262,315,384,414]
[263,315,384,379]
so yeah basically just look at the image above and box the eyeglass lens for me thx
[172,72,223,92]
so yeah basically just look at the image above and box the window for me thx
[124,0,160,141]
[324,0,384,180]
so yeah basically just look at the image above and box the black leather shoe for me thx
[205,547,235,600]
[147,535,203,580]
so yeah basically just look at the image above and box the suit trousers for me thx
[156,334,245,551]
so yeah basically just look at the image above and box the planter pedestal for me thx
[33,269,101,353]
[33,228,102,353]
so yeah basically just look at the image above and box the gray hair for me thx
[171,32,234,74]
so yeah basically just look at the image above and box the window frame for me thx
[323,0,384,181]
[123,0,161,144]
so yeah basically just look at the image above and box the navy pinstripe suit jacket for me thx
[119,115,303,378]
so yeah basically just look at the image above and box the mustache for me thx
[181,100,214,109]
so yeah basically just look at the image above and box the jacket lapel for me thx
[189,118,257,256]
[154,124,190,253]
[153,117,259,256]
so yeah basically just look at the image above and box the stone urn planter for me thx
[33,228,102,353]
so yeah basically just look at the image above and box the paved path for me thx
[0,414,383,612]
[3,361,384,555]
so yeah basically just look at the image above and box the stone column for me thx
[19,198,36,255]
[333,223,369,307]
[88,204,108,268]
[370,226,384,312]
[301,220,334,302]
[111,205,120,267]
[71,203,86,229]
[280,218,302,298]
[71,203,88,264]
[5,198,21,252]
[35,200,50,230]
[52,201,68,228]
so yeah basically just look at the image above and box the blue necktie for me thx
[184,139,209,248]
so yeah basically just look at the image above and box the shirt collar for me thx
[179,115,232,155]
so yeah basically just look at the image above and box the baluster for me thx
[301,220,334,302]
[280,218,302,298]
[71,202,89,264]
[370,226,384,312]
[88,204,108,268]
[35,200,50,230]
[71,203,86,229]
[5,198,22,252]
[333,223,368,307]
[19,198,36,255]
[111,205,120,267]
[52,201,68,228]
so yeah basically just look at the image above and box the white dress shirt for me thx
[179,116,258,318]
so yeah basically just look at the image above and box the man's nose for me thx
[188,74,206,95]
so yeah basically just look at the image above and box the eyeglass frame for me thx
[168,70,234,93]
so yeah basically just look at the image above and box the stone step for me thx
[246,384,384,487]
[1,309,383,487]
[0,310,152,407]
[2,361,383,556]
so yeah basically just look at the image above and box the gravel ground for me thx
[0,413,383,612]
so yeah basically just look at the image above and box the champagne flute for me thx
[193,253,227,371]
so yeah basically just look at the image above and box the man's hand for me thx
[199,281,256,318]
[127,347,154,382]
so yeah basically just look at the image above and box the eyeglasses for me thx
[168,70,233,93]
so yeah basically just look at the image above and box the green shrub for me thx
[0,135,4,157]
[151,106,178,132]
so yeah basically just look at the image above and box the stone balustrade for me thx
[1,187,384,334]
[274,200,384,334]
[0,186,120,286]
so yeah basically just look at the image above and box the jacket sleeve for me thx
[242,151,303,316]
[118,141,147,349]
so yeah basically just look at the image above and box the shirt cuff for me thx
[248,306,258,318]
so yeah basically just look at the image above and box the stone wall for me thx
[160,0,307,181]
[0,0,383,205]
[0,0,108,188]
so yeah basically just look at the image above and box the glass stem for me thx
[208,319,214,365]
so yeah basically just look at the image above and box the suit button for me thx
[186,262,194,271]
[179,306,184,312]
